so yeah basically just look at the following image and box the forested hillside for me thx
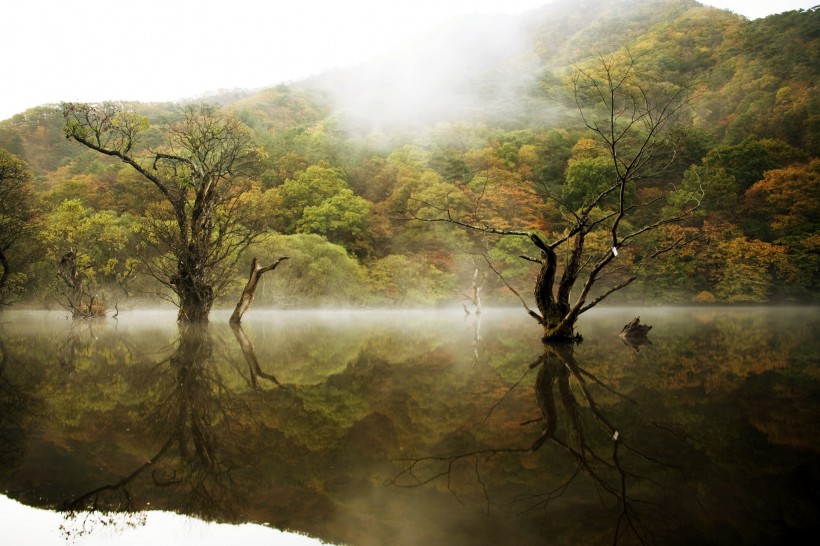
[1,0,817,314]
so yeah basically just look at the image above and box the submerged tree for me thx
[412,53,701,341]
[63,103,265,322]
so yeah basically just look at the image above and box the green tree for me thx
[563,156,616,210]
[299,189,372,253]
[242,233,366,307]
[267,164,348,232]
[666,164,738,218]
[366,254,456,306]
[702,139,806,191]
[36,199,137,315]
[265,164,373,254]
[0,148,38,306]
[63,103,265,322]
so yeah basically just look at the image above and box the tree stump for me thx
[619,316,652,339]
[229,256,288,324]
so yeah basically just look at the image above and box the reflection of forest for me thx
[0,337,32,478]
[66,325,253,518]
[0,308,817,545]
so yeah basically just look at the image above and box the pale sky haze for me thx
[1,0,816,120]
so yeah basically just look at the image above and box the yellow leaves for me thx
[464,146,506,172]
[693,291,715,303]
[101,258,119,277]
[707,227,789,302]
[517,144,539,167]
[463,170,547,232]
[743,158,820,234]
[569,137,606,160]
[110,111,149,134]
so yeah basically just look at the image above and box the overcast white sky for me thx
[1,0,816,120]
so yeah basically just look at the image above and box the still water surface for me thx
[1,307,818,545]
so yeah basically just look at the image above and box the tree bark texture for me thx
[531,235,579,343]
[172,258,214,323]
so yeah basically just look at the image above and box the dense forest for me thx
[0,0,817,317]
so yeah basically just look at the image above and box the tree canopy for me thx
[0,0,816,318]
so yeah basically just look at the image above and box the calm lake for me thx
[1,307,818,545]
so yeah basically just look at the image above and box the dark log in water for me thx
[619,316,652,339]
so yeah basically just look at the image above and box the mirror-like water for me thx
[1,307,818,545]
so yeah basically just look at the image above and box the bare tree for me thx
[230,256,289,324]
[412,53,702,341]
[63,103,265,322]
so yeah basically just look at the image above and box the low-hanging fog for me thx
[303,13,547,131]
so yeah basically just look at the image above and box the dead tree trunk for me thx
[531,234,582,343]
[463,266,485,315]
[229,256,288,324]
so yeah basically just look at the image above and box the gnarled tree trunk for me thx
[531,234,581,343]
[174,280,213,323]
[172,256,214,323]
[63,103,264,325]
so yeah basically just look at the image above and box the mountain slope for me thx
[298,0,709,130]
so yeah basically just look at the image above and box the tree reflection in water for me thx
[63,323,280,531]
[392,341,688,545]
[231,323,285,389]
[5,309,813,545]
[0,337,32,478]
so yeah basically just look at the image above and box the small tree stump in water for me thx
[620,316,652,339]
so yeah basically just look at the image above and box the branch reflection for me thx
[63,323,275,524]
[393,341,688,545]
[231,323,285,389]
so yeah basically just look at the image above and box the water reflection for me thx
[65,324,262,522]
[231,323,285,389]
[393,341,693,545]
[0,308,818,545]
[2,493,322,545]
[0,337,30,477]
[620,334,652,353]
